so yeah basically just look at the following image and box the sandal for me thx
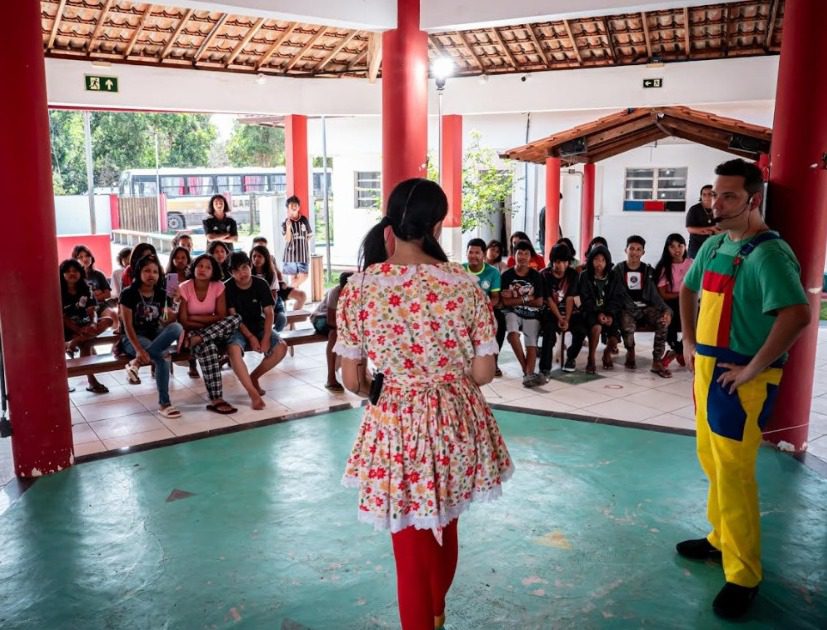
[206,401,238,415]
[325,382,345,392]
[85,383,109,394]
[624,356,637,370]
[601,349,614,370]
[586,362,597,375]
[650,362,673,379]
[125,363,141,385]
[158,405,182,419]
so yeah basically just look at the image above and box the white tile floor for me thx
[51,324,827,465]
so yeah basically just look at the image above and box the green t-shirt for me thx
[683,232,807,357]
[463,262,501,296]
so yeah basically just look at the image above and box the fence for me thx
[118,197,160,233]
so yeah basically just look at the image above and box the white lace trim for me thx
[332,343,363,359]
[474,340,500,357]
[341,463,515,535]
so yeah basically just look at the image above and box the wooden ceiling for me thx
[41,1,784,79]
[501,106,773,165]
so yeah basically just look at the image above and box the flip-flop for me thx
[324,382,345,392]
[158,405,182,418]
[125,363,141,385]
[86,383,109,394]
[650,365,673,379]
[206,401,237,415]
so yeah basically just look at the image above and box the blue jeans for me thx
[122,323,183,406]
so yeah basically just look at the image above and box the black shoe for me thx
[713,582,758,619]
[676,537,722,560]
[562,357,576,373]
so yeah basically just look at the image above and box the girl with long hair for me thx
[250,244,287,332]
[336,178,513,629]
[506,232,545,270]
[111,247,132,297]
[207,240,231,281]
[654,233,693,367]
[72,244,118,332]
[485,239,508,273]
[166,246,198,378]
[121,242,158,290]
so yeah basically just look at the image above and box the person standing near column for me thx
[281,195,313,289]
[336,178,513,630]
[685,184,718,259]
[678,159,810,619]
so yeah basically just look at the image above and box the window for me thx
[355,171,381,209]
[160,176,185,198]
[270,174,286,194]
[216,175,243,194]
[243,175,268,193]
[313,172,332,197]
[624,167,687,212]
[187,176,214,195]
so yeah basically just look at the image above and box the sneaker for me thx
[562,358,576,373]
[713,582,759,619]
[536,372,549,384]
[662,351,676,368]
[676,537,722,561]
[522,373,539,388]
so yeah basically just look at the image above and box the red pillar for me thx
[382,0,428,201]
[580,162,596,258]
[284,114,310,217]
[0,0,72,476]
[441,115,462,228]
[545,157,561,257]
[765,0,827,452]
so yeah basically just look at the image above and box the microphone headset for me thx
[712,194,754,224]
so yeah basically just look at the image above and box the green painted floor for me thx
[0,408,825,629]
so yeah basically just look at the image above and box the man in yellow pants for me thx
[679,159,810,619]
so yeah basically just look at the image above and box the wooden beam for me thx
[283,26,328,72]
[224,17,264,66]
[601,17,618,63]
[316,31,357,71]
[124,4,153,58]
[194,14,229,64]
[562,20,582,65]
[488,27,518,68]
[683,7,691,58]
[87,0,114,53]
[347,48,368,71]
[48,0,68,49]
[640,12,653,59]
[255,22,297,70]
[721,6,730,57]
[160,9,194,60]
[526,24,551,69]
[586,115,656,147]
[457,32,486,71]
[765,0,779,51]
[586,128,668,163]
[365,32,382,82]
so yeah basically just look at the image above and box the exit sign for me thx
[85,75,119,93]
[643,78,663,89]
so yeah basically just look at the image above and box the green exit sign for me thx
[85,75,119,93]
[643,78,663,88]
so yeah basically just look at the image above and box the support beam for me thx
[194,14,229,64]
[765,0,779,51]
[602,17,618,63]
[284,115,309,216]
[580,163,596,259]
[284,26,328,73]
[160,9,194,60]
[225,17,264,67]
[640,11,653,59]
[366,32,382,82]
[346,48,368,71]
[563,20,582,65]
[457,31,486,71]
[441,114,463,260]
[489,27,518,69]
[48,0,68,49]
[256,21,297,70]
[526,24,551,69]
[683,7,691,58]
[545,157,561,256]
[315,31,357,72]
[87,0,114,53]
[124,4,153,58]
[721,6,730,57]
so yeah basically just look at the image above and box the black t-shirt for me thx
[617,262,650,306]
[540,267,578,312]
[119,285,169,338]
[62,289,94,327]
[84,269,110,295]
[224,276,275,337]
[501,267,546,319]
[685,202,715,257]
[203,216,238,239]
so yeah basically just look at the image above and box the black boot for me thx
[676,537,721,561]
[713,582,759,619]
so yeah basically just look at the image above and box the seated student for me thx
[539,243,579,376]
[111,247,132,298]
[464,238,503,375]
[556,237,581,270]
[60,258,111,394]
[165,246,198,379]
[72,244,117,333]
[119,254,183,418]
[501,240,547,387]
[586,236,609,257]
[224,252,288,410]
[121,243,158,290]
[207,241,232,281]
[612,235,673,378]
[485,239,509,273]
[253,237,308,311]
[654,233,693,368]
[172,232,194,253]
[310,271,353,392]
[506,232,546,270]
[250,245,288,331]
[571,244,624,373]
[178,254,241,414]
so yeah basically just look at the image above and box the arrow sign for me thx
[643,78,663,89]
[85,75,119,93]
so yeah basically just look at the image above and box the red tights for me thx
[390,519,459,630]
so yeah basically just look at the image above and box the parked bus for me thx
[118,167,330,231]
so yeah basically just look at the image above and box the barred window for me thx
[624,167,687,201]
[355,171,381,209]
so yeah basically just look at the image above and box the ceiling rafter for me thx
[562,19,582,65]
[315,31,358,72]
[346,48,368,71]
[525,24,551,69]
[640,12,653,59]
[366,32,382,82]
[225,17,265,66]
[601,17,618,63]
[765,0,780,50]
[160,8,194,60]
[457,31,486,71]
[87,0,114,52]
[194,13,229,63]
[488,27,518,68]
[124,4,153,57]
[48,0,68,49]
[722,6,731,56]
[283,26,328,72]
[255,21,297,70]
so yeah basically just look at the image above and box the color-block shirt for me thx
[463,263,501,297]
[683,232,807,358]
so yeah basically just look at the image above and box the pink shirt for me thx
[657,258,693,293]
[178,280,224,315]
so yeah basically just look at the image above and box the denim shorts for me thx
[311,316,331,336]
[282,261,308,275]
[227,329,282,353]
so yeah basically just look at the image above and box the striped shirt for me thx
[282,216,312,264]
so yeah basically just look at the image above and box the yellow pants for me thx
[693,352,782,588]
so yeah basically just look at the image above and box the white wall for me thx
[54,195,112,235]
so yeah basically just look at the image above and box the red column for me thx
[109,193,120,231]
[545,157,561,257]
[382,0,428,201]
[0,0,72,476]
[765,0,827,452]
[441,115,462,228]
[284,114,310,217]
[580,162,596,257]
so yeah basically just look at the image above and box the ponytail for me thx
[359,222,390,270]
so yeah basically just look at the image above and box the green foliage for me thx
[47,111,218,194]
[226,123,284,167]
[460,131,516,233]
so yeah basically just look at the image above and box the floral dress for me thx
[335,262,514,536]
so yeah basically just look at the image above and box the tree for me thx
[226,123,284,167]
[49,111,86,195]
